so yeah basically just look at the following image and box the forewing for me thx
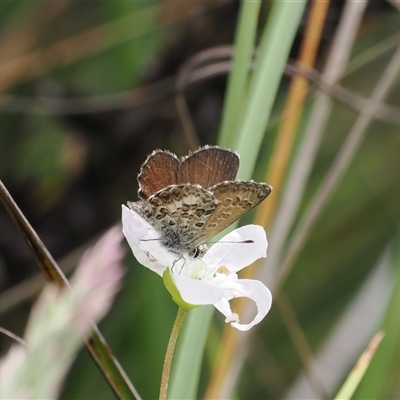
[137,150,179,199]
[200,181,272,242]
[178,146,239,188]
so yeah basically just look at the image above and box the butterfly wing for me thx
[133,146,271,252]
[178,146,239,188]
[199,181,272,242]
[137,150,179,199]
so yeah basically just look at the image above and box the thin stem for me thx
[159,307,187,400]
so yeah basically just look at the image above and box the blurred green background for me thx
[0,1,400,399]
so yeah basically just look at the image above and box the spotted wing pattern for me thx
[129,184,217,254]
[198,181,272,243]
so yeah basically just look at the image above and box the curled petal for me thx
[203,225,267,273]
[171,272,224,305]
[213,298,239,324]
[214,279,272,331]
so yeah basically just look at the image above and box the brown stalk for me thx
[275,293,327,398]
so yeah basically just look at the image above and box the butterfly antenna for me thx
[207,239,255,245]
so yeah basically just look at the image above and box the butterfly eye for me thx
[191,247,201,258]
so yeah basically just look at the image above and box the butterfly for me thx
[128,145,272,256]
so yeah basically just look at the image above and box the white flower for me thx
[122,205,272,331]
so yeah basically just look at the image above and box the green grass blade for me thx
[334,332,384,400]
[167,306,213,399]
[236,0,306,180]
[352,232,400,399]
[218,1,261,148]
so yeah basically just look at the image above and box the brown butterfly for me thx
[128,146,272,256]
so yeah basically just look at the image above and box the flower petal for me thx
[171,272,224,305]
[203,225,267,273]
[121,205,175,275]
[213,298,239,323]
[214,278,272,331]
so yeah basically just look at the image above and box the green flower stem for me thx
[159,307,187,400]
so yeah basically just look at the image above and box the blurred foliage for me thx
[1,1,400,400]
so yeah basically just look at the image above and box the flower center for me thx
[171,256,208,281]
